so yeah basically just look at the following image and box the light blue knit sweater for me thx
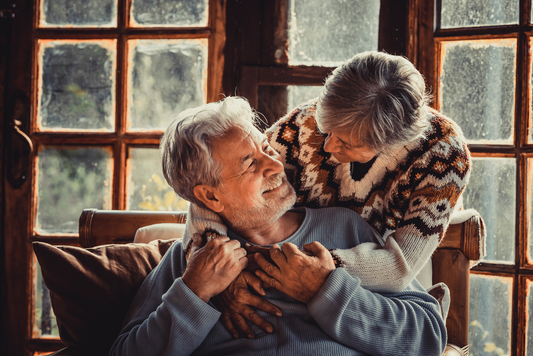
[110,207,447,356]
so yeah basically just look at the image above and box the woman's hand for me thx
[254,242,335,304]
[213,270,282,339]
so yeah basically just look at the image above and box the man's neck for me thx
[228,210,305,246]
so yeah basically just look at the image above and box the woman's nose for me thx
[323,133,340,153]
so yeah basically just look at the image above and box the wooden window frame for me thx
[3,0,226,354]
[431,1,533,355]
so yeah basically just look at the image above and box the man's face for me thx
[210,126,296,230]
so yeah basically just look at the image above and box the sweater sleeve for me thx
[109,243,222,356]
[331,125,471,292]
[307,268,447,356]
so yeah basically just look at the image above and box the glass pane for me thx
[528,158,533,264]
[287,85,323,111]
[33,255,58,338]
[37,40,116,131]
[439,39,516,144]
[288,0,379,66]
[462,157,515,263]
[127,148,189,211]
[441,0,519,28]
[39,0,117,28]
[127,39,207,131]
[469,274,512,356]
[130,0,208,27]
[527,279,533,355]
[35,146,113,234]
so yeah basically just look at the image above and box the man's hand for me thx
[254,242,335,304]
[182,234,248,302]
[213,271,282,339]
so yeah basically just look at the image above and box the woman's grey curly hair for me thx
[316,51,432,154]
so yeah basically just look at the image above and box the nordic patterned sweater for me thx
[266,100,471,292]
[181,99,471,293]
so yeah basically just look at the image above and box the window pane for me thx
[527,279,533,355]
[127,39,207,131]
[130,0,208,27]
[287,86,323,111]
[439,39,516,144]
[288,0,379,66]
[440,0,519,28]
[35,147,113,234]
[469,274,512,356]
[462,157,515,263]
[33,254,58,338]
[528,158,533,264]
[126,148,189,211]
[39,0,117,28]
[37,40,116,131]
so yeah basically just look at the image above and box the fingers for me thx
[280,242,302,258]
[189,233,204,255]
[246,293,282,318]
[255,253,281,279]
[242,270,265,296]
[269,244,287,265]
[303,241,330,260]
[255,270,283,291]
[238,304,274,335]
[220,313,240,339]
[231,311,255,339]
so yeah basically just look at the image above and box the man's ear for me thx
[193,185,224,213]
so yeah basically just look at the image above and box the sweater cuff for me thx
[308,268,359,318]
[163,278,221,334]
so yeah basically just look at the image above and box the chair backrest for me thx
[78,208,484,349]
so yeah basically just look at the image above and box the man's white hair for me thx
[160,96,258,207]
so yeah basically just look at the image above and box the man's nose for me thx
[262,154,284,176]
[323,133,340,153]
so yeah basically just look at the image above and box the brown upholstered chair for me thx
[45,208,484,356]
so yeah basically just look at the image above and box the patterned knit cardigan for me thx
[265,100,471,292]
[182,100,471,292]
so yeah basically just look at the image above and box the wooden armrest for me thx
[79,209,187,248]
[437,214,484,260]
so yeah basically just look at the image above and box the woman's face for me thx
[323,130,376,163]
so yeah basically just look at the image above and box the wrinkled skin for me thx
[254,241,336,304]
[212,270,282,339]
[182,234,248,303]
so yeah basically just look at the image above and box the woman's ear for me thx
[193,185,224,213]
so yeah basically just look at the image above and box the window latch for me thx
[6,89,33,189]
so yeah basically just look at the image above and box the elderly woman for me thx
[179,51,471,335]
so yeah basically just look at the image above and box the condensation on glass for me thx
[37,40,116,132]
[440,0,518,28]
[127,39,207,131]
[32,253,58,338]
[287,85,323,111]
[39,0,118,28]
[527,279,533,354]
[288,0,379,66]
[130,0,208,27]
[35,146,113,234]
[438,39,516,144]
[528,158,533,264]
[126,147,189,211]
[469,274,512,356]
[462,157,515,263]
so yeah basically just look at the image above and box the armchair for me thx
[37,208,484,356]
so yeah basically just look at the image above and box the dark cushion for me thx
[33,239,177,355]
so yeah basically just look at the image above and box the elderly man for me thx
[110,97,447,356]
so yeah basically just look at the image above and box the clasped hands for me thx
[181,234,335,339]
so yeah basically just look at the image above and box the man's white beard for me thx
[225,176,296,231]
